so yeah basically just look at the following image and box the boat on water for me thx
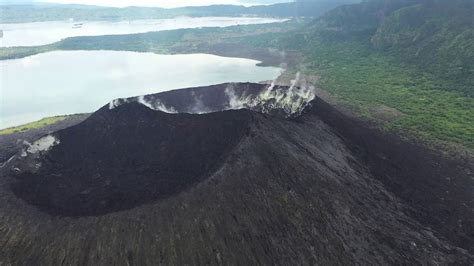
[72,23,83,29]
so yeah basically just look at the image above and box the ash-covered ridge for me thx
[109,81,316,117]
[6,82,315,217]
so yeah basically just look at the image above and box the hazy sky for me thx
[33,0,291,8]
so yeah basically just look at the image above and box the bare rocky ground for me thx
[0,114,89,163]
[0,83,472,265]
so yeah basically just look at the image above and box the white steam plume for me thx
[109,99,120,110]
[109,72,314,117]
[225,84,250,110]
[189,91,211,114]
[224,72,315,116]
[137,95,178,113]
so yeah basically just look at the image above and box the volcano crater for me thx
[11,102,255,217]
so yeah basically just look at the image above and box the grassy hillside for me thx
[0,116,67,135]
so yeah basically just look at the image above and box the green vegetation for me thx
[371,1,474,96]
[0,116,66,135]
[0,21,301,61]
[0,44,56,60]
[305,41,473,151]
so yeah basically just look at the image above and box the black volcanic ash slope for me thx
[12,103,254,216]
[303,97,474,252]
[0,83,472,265]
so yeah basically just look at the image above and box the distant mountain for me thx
[248,0,362,17]
[313,0,424,36]
[310,0,473,95]
[238,0,291,4]
[239,0,361,6]
[371,0,474,94]
[0,0,361,23]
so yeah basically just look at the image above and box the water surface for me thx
[0,50,282,129]
[0,17,285,47]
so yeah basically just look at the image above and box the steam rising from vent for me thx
[289,72,300,91]
[224,72,315,116]
[109,95,177,113]
[189,91,211,114]
[107,76,315,117]
[137,95,178,113]
[225,84,251,110]
[108,98,129,110]
[109,99,120,110]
